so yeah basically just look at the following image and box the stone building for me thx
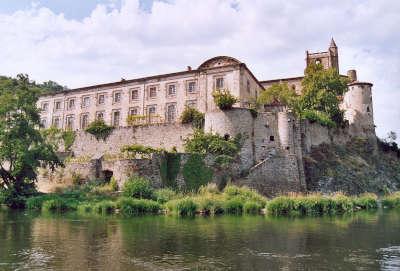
[37,40,377,195]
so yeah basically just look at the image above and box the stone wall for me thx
[71,123,194,157]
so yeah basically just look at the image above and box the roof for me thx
[348,81,373,87]
[260,76,304,84]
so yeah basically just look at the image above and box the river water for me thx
[0,209,400,270]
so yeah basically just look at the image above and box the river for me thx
[0,209,400,270]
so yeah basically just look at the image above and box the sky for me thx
[0,0,399,141]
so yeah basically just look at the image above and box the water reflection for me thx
[0,210,399,270]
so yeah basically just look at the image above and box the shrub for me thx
[382,192,400,208]
[109,177,119,192]
[353,193,378,210]
[244,201,262,214]
[182,154,213,192]
[196,196,224,215]
[77,203,94,214]
[267,196,295,216]
[224,197,244,215]
[42,198,69,212]
[122,176,154,199]
[93,200,116,215]
[331,193,354,213]
[180,106,205,128]
[223,185,267,208]
[154,188,178,204]
[72,172,84,186]
[26,195,55,210]
[302,110,336,128]
[198,183,219,195]
[117,197,161,216]
[85,119,114,140]
[212,89,239,110]
[62,130,76,151]
[166,198,197,216]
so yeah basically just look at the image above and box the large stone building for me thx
[37,40,377,195]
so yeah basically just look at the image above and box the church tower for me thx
[305,38,339,72]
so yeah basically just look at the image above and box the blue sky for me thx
[0,0,399,141]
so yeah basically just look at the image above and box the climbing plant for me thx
[160,152,181,189]
[182,154,213,192]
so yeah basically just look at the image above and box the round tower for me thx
[342,73,375,135]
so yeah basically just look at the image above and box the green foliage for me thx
[212,89,239,110]
[182,154,213,192]
[116,197,161,216]
[258,83,298,106]
[93,200,116,215]
[109,177,119,192]
[62,130,76,151]
[166,197,198,216]
[122,176,154,199]
[154,188,178,204]
[39,80,67,94]
[382,192,400,208]
[223,185,267,208]
[301,109,336,128]
[184,130,242,168]
[223,197,244,214]
[180,106,205,128]
[71,172,84,186]
[0,75,60,206]
[42,198,74,213]
[85,119,114,140]
[244,201,262,214]
[353,193,378,210]
[160,152,181,189]
[121,144,163,158]
[296,63,349,127]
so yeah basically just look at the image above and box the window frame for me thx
[82,96,91,108]
[215,77,224,89]
[186,80,197,94]
[112,110,121,127]
[166,83,177,97]
[148,85,158,99]
[80,113,90,129]
[97,93,106,105]
[113,90,122,104]
[130,88,140,101]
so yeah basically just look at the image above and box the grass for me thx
[382,192,400,208]
[117,197,161,216]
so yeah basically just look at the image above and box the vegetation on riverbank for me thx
[2,176,400,218]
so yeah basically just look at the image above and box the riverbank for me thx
[2,177,400,217]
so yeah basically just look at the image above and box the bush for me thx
[198,183,220,195]
[117,197,161,216]
[42,198,69,213]
[154,188,178,204]
[224,197,244,215]
[180,106,205,128]
[166,198,197,216]
[122,176,154,199]
[267,196,295,216]
[110,177,119,192]
[331,193,354,213]
[382,192,400,208]
[223,185,267,208]
[353,193,378,210]
[77,203,94,214]
[62,130,76,151]
[244,201,262,214]
[302,110,336,128]
[196,196,224,215]
[26,195,54,210]
[93,201,116,215]
[212,89,239,110]
[85,119,114,140]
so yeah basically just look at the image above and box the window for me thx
[52,117,60,128]
[167,84,176,96]
[82,96,90,107]
[247,80,250,93]
[40,118,47,128]
[68,99,75,110]
[166,104,176,123]
[66,115,74,130]
[81,114,89,129]
[149,86,157,98]
[131,89,139,100]
[112,110,120,127]
[113,91,121,103]
[55,101,62,110]
[129,107,139,116]
[147,105,156,116]
[186,100,197,108]
[270,136,275,142]
[187,81,196,93]
[41,102,49,112]
[367,106,370,112]
[96,111,104,121]
[98,94,105,105]
[216,77,224,89]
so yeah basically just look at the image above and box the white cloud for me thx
[0,0,399,140]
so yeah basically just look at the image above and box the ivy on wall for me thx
[85,120,114,141]
[160,152,181,189]
[182,154,213,192]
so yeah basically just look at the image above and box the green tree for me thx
[0,74,60,207]
[297,63,349,127]
[257,83,298,106]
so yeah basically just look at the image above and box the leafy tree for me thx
[0,74,60,207]
[257,83,298,107]
[296,63,349,127]
[39,80,67,93]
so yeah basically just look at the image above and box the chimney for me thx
[346,70,357,82]
[187,66,192,71]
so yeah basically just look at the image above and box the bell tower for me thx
[305,38,339,72]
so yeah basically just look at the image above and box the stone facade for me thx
[37,40,378,196]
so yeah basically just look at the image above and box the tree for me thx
[0,74,60,207]
[257,83,298,106]
[296,63,349,127]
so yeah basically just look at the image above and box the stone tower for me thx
[305,38,339,72]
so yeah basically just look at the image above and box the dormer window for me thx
[216,77,224,89]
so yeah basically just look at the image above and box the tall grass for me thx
[117,197,161,216]
[382,192,400,208]
[166,197,197,217]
